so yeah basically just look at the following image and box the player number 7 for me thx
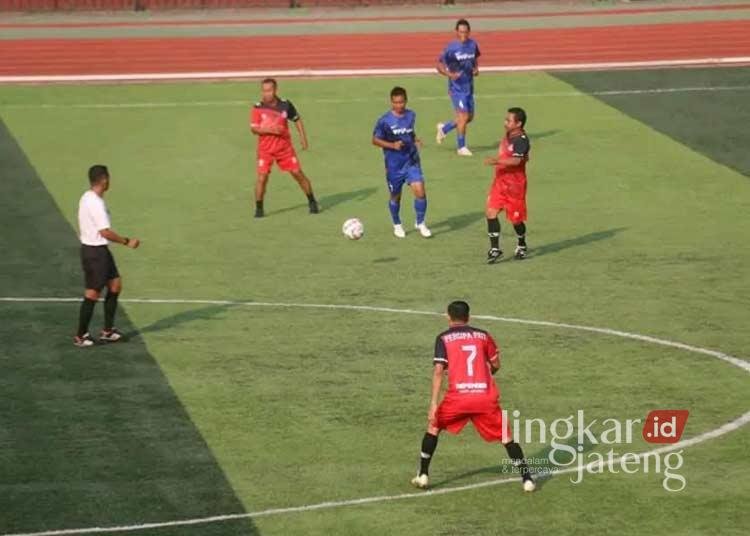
[462,345,477,377]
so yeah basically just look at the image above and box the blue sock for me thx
[414,197,427,225]
[457,134,466,149]
[442,121,457,134]
[389,200,402,225]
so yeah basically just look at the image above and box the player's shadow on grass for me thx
[431,211,485,236]
[471,129,562,151]
[429,433,598,491]
[266,186,377,216]
[131,304,238,338]
[532,227,627,259]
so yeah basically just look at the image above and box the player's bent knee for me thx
[84,289,100,301]
[108,278,122,294]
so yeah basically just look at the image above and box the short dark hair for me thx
[508,107,527,127]
[390,86,407,100]
[447,301,470,322]
[455,18,470,31]
[88,165,109,185]
[261,78,277,88]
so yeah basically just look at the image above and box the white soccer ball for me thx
[342,218,364,240]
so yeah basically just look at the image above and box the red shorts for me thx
[487,179,527,224]
[257,145,300,174]
[436,395,512,443]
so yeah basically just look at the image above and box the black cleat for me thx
[514,245,527,260]
[309,200,320,214]
[254,207,265,218]
[487,248,503,264]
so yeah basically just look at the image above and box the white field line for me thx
[1,56,750,84]
[0,296,748,536]
[1,84,749,110]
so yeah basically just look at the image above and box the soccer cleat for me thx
[254,207,264,218]
[74,333,95,348]
[457,147,473,156]
[436,123,446,144]
[415,222,433,238]
[99,328,123,343]
[309,200,320,214]
[514,245,527,260]
[523,477,536,493]
[487,248,503,264]
[411,473,429,489]
[393,224,406,239]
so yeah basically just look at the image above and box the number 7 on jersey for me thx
[462,344,478,376]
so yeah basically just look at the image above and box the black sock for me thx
[513,222,527,247]
[306,193,316,203]
[77,298,97,337]
[487,218,500,249]
[256,200,264,210]
[419,432,439,476]
[104,291,119,330]
[504,441,532,480]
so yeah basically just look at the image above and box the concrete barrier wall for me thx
[1,0,482,12]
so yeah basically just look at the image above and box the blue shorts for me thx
[387,164,423,195]
[450,91,475,114]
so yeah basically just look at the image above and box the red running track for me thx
[1,20,750,76]
[1,3,749,28]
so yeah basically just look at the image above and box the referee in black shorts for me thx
[75,165,140,347]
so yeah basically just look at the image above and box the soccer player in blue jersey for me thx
[436,19,480,156]
[372,86,432,239]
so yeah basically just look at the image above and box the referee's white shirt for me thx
[78,190,111,246]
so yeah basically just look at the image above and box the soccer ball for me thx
[342,218,364,240]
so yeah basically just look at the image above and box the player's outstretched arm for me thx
[372,136,403,151]
[100,228,140,249]
[295,119,309,150]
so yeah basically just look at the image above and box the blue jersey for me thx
[439,38,481,94]
[373,109,420,175]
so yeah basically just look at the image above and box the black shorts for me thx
[80,245,120,290]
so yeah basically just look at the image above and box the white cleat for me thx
[523,478,536,493]
[411,473,429,489]
[457,147,473,156]
[393,224,406,239]
[99,328,123,343]
[73,333,95,348]
[436,123,446,144]
[415,222,432,238]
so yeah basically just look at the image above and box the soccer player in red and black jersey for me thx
[484,107,530,263]
[250,78,319,218]
[412,301,535,492]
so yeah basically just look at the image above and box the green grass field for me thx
[1,67,749,536]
